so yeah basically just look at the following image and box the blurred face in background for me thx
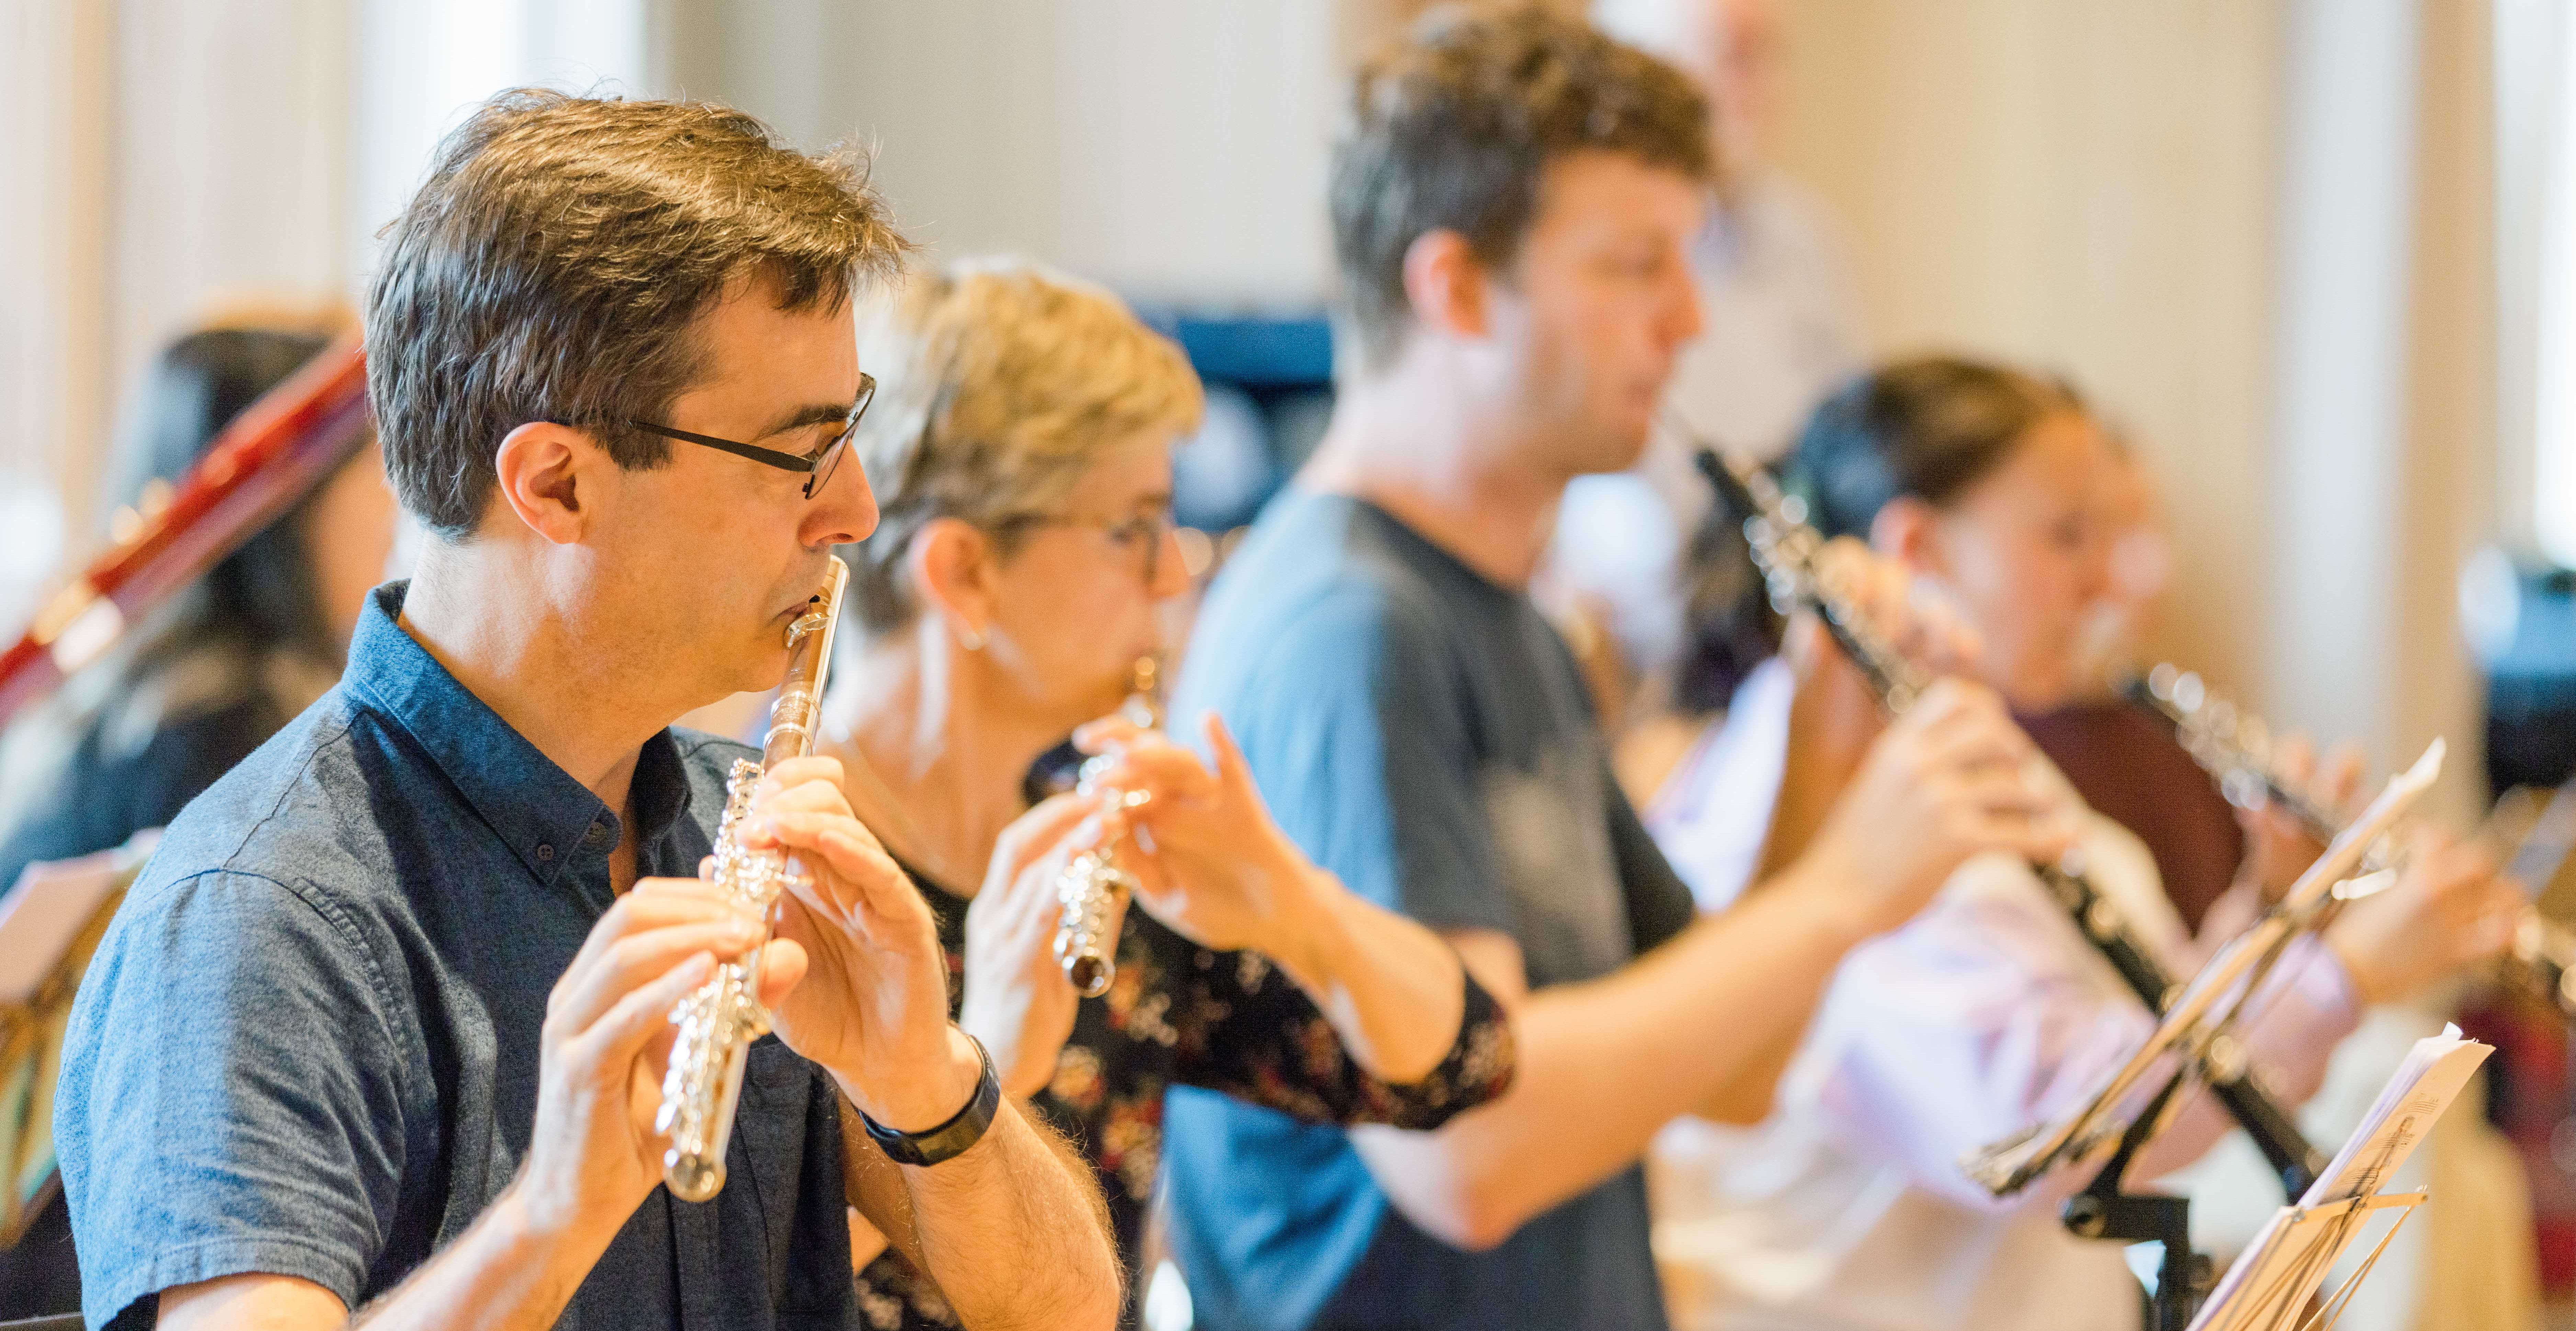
[2067,445,2172,685]
[1489,150,1706,478]
[1897,409,2117,711]
[949,434,1189,736]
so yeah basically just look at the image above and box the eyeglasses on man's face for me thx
[626,372,876,500]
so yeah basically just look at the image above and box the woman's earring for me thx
[958,624,987,652]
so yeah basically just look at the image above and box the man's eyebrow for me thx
[756,400,860,440]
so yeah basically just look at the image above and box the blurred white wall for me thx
[1772,0,2495,815]
[0,0,2520,812]
[665,0,1340,308]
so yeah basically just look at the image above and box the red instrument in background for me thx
[0,339,371,728]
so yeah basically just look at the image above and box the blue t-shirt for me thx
[54,583,860,1330]
[1161,490,1696,1331]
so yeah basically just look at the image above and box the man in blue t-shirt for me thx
[1162,11,2072,1330]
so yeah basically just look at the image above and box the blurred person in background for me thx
[1157,16,2076,1330]
[1640,356,2526,1331]
[1542,0,1866,727]
[2013,439,2257,933]
[0,311,394,1320]
[820,258,1516,1329]
[2011,439,2545,1331]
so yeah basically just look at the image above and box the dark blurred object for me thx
[0,335,367,729]
[1133,310,1332,531]
[2463,546,2576,792]
[0,330,364,1321]
[2022,699,2246,934]
[2459,545,2576,1299]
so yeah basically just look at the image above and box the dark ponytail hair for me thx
[106,327,343,667]
[1672,355,2083,713]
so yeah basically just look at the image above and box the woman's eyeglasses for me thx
[997,509,1179,587]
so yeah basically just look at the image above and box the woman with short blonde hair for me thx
[819,259,1516,1327]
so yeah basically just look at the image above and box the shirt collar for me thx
[341,582,696,895]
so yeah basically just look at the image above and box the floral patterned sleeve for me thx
[1153,920,1516,1129]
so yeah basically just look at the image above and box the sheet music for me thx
[2186,1027,2490,1331]
[1962,743,2444,1196]
[0,831,156,1005]
[2297,1025,2486,1206]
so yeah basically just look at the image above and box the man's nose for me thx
[805,459,879,548]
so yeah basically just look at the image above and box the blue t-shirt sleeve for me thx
[58,868,411,1324]
[1216,589,1513,939]
[1607,770,1696,954]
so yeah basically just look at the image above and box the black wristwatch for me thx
[860,1033,1002,1167]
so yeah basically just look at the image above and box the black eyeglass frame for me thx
[625,372,876,499]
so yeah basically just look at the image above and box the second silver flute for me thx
[1053,657,1162,997]
[657,557,849,1203]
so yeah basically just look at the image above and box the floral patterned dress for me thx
[853,859,1517,1330]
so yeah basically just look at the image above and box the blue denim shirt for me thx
[55,583,859,1330]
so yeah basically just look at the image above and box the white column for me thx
[0,0,115,631]
[2262,0,2426,778]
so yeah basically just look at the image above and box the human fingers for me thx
[760,809,920,923]
[1087,741,1216,808]
[1905,702,2036,777]
[753,937,809,1011]
[985,794,1100,894]
[562,948,719,1077]
[756,755,849,805]
[753,762,862,826]
[1900,676,2010,734]
[737,798,889,866]
[1961,796,2077,864]
[559,880,745,983]
[1202,713,1261,803]
[1072,713,1151,754]
[551,916,758,1038]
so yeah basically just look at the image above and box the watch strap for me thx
[860,1032,1002,1167]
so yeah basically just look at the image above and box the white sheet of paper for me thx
[0,831,156,1005]
[2186,1027,2491,1331]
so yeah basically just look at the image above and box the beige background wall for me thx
[1772,0,2494,814]
[0,0,2513,815]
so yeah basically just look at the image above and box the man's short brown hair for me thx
[1331,6,1712,372]
[365,89,911,537]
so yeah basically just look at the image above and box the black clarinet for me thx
[1692,447,2325,1199]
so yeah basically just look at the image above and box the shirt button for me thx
[536,843,555,862]
[584,821,606,845]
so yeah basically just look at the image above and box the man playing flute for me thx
[55,91,1119,1331]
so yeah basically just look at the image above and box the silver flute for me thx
[1052,656,1162,997]
[658,557,849,1203]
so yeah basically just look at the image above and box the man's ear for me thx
[1869,496,1944,579]
[490,422,605,545]
[908,516,999,644]
[1400,228,1492,343]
